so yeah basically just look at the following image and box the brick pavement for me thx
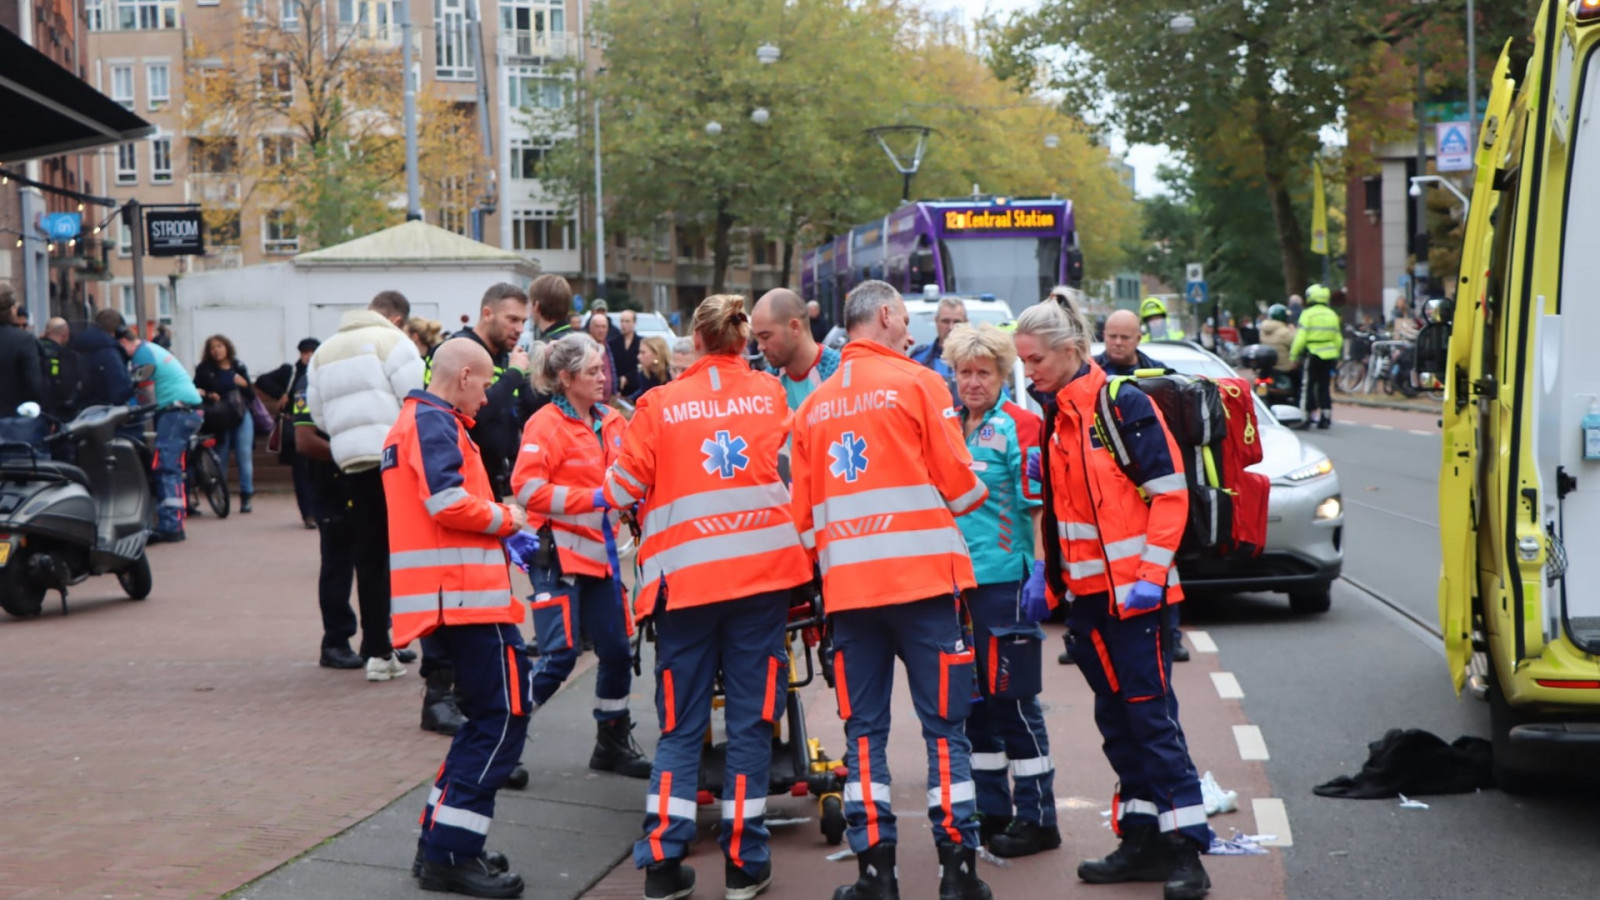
[0,494,522,900]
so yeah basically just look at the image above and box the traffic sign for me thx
[1437,121,1473,172]
[1185,262,1204,284]
[1185,280,1208,305]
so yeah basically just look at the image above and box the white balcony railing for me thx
[187,174,241,204]
[498,30,574,61]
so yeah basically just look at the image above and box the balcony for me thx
[187,174,241,205]
[498,30,575,62]
[675,261,713,287]
[337,22,402,46]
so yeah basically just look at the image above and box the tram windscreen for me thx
[940,237,1063,312]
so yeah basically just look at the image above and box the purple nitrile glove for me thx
[1122,579,1164,613]
[1020,560,1051,623]
[503,530,540,574]
[592,488,611,510]
[1025,448,1041,483]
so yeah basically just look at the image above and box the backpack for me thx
[1091,371,1268,558]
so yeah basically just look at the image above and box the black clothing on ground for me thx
[0,324,46,416]
[68,327,131,407]
[1313,729,1494,798]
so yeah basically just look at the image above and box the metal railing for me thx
[497,30,575,60]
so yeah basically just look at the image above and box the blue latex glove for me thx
[592,487,610,510]
[1020,560,1051,622]
[1025,448,1041,483]
[503,530,540,574]
[1122,580,1165,612]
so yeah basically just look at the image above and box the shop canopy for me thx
[0,26,154,162]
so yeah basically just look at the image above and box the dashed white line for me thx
[1210,672,1244,699]
[1368,423,1395,430]
[1186,630,1218,653]
[1408,429,1434,436]
[1251,798,1294,847]
[1233,724,1270,760]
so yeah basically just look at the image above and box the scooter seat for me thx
[0,458,91,490]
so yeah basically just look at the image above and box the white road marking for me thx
[1368,423,1395,430]
[1187,630,1218,653]
[1251,798,1294,847]
[1210,672,1244,699]
[1408,429,1434,436]
[1233,724,1270,760]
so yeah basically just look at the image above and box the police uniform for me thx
[603,354,812,896]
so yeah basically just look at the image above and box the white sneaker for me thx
[366,654,407,682]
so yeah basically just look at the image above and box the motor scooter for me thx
[1238,344,1308,427]
[0,403,154,618]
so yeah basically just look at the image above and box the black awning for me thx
[0,26,155,162]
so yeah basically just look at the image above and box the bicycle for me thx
[1335,325,1378,394]
[185,432,230,518]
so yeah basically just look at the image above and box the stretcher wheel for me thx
[819,793,845,846]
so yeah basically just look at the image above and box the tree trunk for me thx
[1263,171,1308,298]
[710,200,734,296]
[779,209,801,290]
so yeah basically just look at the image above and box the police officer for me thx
[510,333,651,778]
[1289,283,1342,429]
[604,294,813,900]
[37,317,82,426]
[1138,297,1185,343]
[381,339,530,899]
[1014,299,1210,900]
[431,283,533,498]
[792,280,992,900]
[943,323,1058,858]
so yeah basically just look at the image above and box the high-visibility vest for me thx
[1290,303,1343,361]
[381,390,521,646]
[1044,363,1187,617]
[791,339,988,613]
[603,355,811,618]
[511,398,627,578]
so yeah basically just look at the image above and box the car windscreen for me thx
[908,307,1012,347]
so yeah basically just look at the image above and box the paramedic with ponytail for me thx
[941,323,1058,859]
[509,333,652,779]
[603,294,812,900]
[1012,298,1212,900]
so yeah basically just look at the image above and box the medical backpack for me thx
[1093,371,1270,559]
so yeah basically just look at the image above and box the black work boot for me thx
[976,813,1012,846]
[643,858,695,900]
[1058,633,1075,666]
[589,713,653,779]
[421,670,468,735]
[240,493,252,513]
[1161,833,1211,900]
[936,843,991,900]
[412,842,508,878]
[416,854,524,898]
[725,858,773,900]
[833,841,898,900]
[1077,822,1170,884]
[988,819,1062,858]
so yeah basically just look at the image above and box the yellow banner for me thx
[1311,161,1329,256]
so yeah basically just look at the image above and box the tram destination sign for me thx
[943,208,1058,232]
[145,207,205,257]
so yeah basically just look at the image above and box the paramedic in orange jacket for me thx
[791,279,992,900]
[602,294,813,900]
[380,339,530,899]
[1012,298,1211,900]
[509,333,651,779]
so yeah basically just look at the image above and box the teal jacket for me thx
[955,402,1042,585]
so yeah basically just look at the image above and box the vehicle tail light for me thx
[1535,679,1600,688]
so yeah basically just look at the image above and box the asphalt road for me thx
[1182,406,1600,899]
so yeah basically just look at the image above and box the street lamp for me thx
[1408,175,1471,215]
[705,121,723,136]
[1169,14,1196,34]
[751,108,770,125]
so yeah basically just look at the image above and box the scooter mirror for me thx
[16,401,40,419]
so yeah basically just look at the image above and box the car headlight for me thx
[1285,457,1334,482]
[1315,495,1342,520]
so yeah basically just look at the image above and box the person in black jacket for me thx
[0,287,48,453]
[70,308,134,409]
[38,317,83,422]
[194,334,256,513]
[430,282,531,499]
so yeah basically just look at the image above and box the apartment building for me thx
[84,0,795,335]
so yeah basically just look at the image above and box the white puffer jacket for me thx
[307,309,425,472]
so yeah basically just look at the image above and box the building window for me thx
[439,205,469,236]
[506,68,565,110]
[263,210,299,254]
[509,138,551,180]
[654,221,671,260]
[339,0,397,39]
[511,209,574,252]
[146,63,169,108]
[156,283,174,324]
[189,138,238,174]
[259,61,292,107]
[150,137,172,184]
[116,143,138,184]
[116,221,133,257]
[281,0,299,27]
[261,134,295,170]
[244,0,263,18]
[118,284,137,319]
[87,0,105,31]
[499,0,566,56]
[110,65,134,109]
[435,0,474,79]
[116,0,180,30]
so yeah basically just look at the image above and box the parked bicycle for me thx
[1335,324,1379,394]
[186,431,230,518]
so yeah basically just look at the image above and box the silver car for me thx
[1116,341,1344,613]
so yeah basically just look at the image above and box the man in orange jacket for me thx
[382,339,531,899]
[791,279,992,900]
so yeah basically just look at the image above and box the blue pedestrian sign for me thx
[1437,121,1472,172]
[1185,280,1208,305]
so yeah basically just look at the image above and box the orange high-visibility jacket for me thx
[511,399,627,578]
[1046,362,1187,617]
[602,355,811,619]
[791,339,988,613]
[381,390,521,647]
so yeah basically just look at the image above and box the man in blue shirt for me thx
[909,296,967,405]
[750,288,841,412]
[119,326,204,542]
